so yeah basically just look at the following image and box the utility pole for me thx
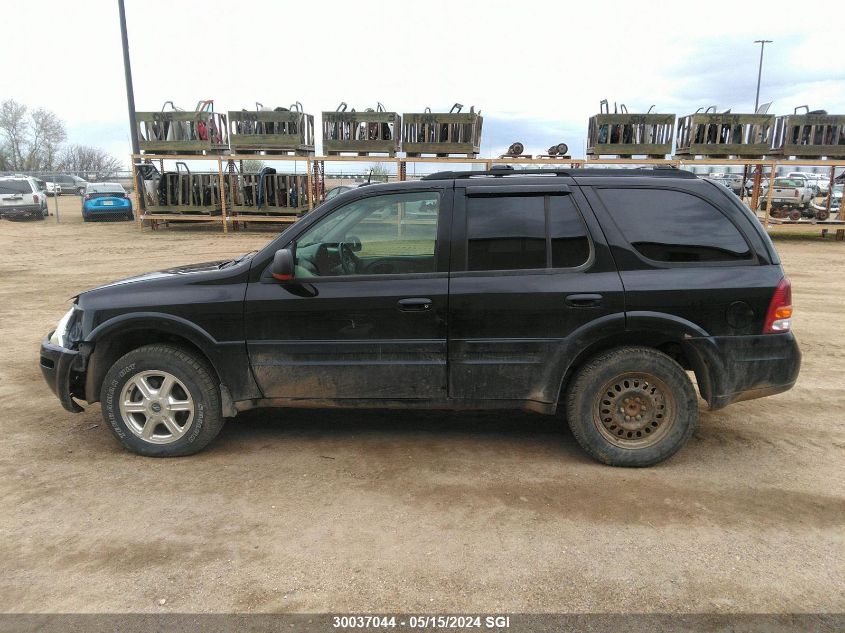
[753,39,772,112]
[118,0,143,216]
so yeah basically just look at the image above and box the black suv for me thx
[39,168,800,466]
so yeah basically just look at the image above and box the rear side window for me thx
[0,180,33,194]
[597,188,751,263]
[466,194,590,271]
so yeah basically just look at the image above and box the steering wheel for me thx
[339,242,359,275]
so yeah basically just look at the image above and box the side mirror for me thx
[271,248,295,281]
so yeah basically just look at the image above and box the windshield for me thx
[773,178,799,187]
[0,180,33,194]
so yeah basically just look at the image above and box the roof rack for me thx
[421,165,697,181]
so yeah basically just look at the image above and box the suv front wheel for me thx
[100,344,224,457]
[566,346,698,467]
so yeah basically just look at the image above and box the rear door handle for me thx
[398,297,433,312]
[565,293,603,308]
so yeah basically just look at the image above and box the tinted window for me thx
[0,180,33,194]
[598,188,751,263]
[467,194,590,271]
[467,196,546,271]
[550,196,591,268]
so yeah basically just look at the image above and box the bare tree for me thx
[59,145,124,180]
[28,108,66,171]
[0,100,67,171]
[0,99,29,170]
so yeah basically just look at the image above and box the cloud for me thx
[2,0,843,162]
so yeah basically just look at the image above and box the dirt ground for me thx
[0,197,843,614]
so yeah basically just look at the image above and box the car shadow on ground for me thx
[219,406,572,446]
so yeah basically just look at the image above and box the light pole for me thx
[118,0,139,158]
[118,0,145,220]
[753,39,772,112]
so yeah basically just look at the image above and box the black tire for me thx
[565,346,698,467]
[100,344,224,457]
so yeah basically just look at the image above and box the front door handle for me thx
[565,293,603,308]
[398,297,433,312]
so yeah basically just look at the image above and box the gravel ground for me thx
[0,198,843,613]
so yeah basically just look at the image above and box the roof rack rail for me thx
[421,166,697,181]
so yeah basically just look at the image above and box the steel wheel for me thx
[118,370,195,444]
[592,372,677,449]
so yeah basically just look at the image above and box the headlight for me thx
[49,307,77,348]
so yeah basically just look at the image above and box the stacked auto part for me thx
[228,102,315,156]
[587,101,675,158]
[224,166,309,217]
[401,104,483,157]
[321,103,401,156]
[675,105,774,158]
[135,100,228,155]
[772,106,845,158]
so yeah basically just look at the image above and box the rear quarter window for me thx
[596,188,752,263]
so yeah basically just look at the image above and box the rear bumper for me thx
[84,203,132,215]
[39,336,85,413]
[1,204,43,219]
[685,332,801,410]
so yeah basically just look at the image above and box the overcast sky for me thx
[2,0,844,163]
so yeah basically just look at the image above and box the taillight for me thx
[763,277,793,334]
[793,189,799,197]
[33,194,39,203]
[84,194,92,200]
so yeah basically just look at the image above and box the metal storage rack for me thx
[401,104,483,157]
[587,101,674,158]
[675,107,774,158]
[322,103,401,156]
[228,103,315,155]
[772,107,845,158]
[135,101,228,154]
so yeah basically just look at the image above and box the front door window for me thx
[294,192,439,277]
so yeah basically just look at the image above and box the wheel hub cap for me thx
[593,373,676,449]
[118,370,195,445]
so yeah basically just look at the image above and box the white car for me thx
[786,172,825,197]
[765,175,813,207]
[0,176,48,220]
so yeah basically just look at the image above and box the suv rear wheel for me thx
[566,346,698,467]
[100,344,224,457]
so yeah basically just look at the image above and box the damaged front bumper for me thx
[39,335,85,413]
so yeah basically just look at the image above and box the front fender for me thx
[84,312,259,403]
[85,311,219,350]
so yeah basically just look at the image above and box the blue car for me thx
[82,183,133,221]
